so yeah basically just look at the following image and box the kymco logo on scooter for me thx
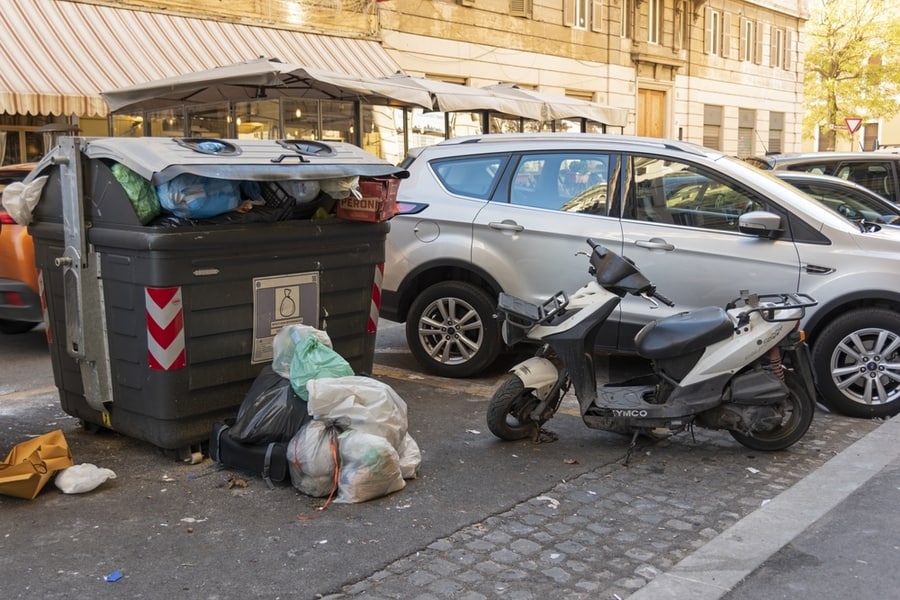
[613,409,649,418]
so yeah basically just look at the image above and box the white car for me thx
[382,134,900,419]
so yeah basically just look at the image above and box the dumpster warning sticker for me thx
[146,286,187,371]
[251,272,320,363]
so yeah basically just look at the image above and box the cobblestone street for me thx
[330,409,878,600]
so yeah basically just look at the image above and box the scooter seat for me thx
[635,305,734,359]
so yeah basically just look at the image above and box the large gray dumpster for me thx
[27,137,404,460]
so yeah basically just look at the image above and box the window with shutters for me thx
[703,105,723,150]
[705,8,722,56]
[622,0,634,38]
[510,0,532,18]
[771,27,784,68]
[648,0,662,44]
[782,30,793,70]
[564,0,588,29]
[863,123,879,151]
[755,22,764,64]
[591,0,606,33]
[740,18,756,62]
[737,109,756,158]
[674,0,686,49]
[768,112,784,154]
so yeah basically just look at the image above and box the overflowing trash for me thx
[2,138,404,229]
[211,324,421,503]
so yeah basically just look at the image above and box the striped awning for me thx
[0,0,402,117]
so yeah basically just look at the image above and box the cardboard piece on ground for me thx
[0,429,74,500]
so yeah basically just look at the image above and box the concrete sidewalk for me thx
[626,415,900,600]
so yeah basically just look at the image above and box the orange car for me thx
[0,163,42,334]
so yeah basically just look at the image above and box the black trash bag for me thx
[229,366,311,444]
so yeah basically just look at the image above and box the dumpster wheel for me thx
[162,444,205,464]
[179,444,204,465]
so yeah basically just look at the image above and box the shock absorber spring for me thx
[763,347,785,380]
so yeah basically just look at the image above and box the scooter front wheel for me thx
[487,375,543,441]
[729,371,814,451]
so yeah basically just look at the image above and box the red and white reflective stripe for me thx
[37,269,52,344]
[368,263,384,334]
[145,286,186,371]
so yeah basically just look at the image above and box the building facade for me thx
[378,0,807,156]
[0,0,807,165]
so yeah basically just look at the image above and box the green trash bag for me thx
[289,336,354,401]
[111,162,161,224]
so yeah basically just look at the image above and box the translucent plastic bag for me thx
[286,420,340,497]
[334,429,405,504]
[229,366,310,444]
[289,336,353,401]
[398,433,422,480]
[55,463,117,494]
[307,376,408,449]
[1,175,47,226]
[271,325,334,379]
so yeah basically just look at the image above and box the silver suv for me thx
[382,134,900,419]
[745,150,900,205]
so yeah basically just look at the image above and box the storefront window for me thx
[234,99,280,140]
[147,109,186,137]
[187,103,229,138]
[361,105,404,163]
[110,114,144,137]
[283,99,321,140]
[0,115,70,164]
[320,100,355,143]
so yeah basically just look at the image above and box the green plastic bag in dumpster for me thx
[289,336,354,401]
[110,163,160,224]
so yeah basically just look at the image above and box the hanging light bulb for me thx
[295,108,302,118]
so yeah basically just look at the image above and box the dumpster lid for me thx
[31,137,408,185]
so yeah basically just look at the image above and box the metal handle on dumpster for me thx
[55,137,114,413]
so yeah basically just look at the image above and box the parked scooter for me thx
[487,239,818,453]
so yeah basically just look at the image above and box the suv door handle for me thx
[635,237,675,251]
[489,220,525,232]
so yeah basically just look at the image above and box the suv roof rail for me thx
[437,133,712,157]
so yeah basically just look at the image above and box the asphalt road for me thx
[0,321,647,598]
[0,321,884,599]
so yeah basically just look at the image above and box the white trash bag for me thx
[1,175,48,226]
[54,463,117,494]
[307,376,408,449]
[286,420,339,498]
[334,429,405,504]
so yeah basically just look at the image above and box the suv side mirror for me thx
[738,210,783,238]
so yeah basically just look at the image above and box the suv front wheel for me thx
[405,281,501,378]
[812,308,900,418]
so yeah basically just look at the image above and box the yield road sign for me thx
[845,117,863,134]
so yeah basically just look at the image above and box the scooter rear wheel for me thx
[728,371,814,451]
[487,375,542,441]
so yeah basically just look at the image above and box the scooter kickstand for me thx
[624,430,640,465]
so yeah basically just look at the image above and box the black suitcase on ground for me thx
[209,420,289,488]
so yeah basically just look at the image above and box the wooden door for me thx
[637,89,666,138]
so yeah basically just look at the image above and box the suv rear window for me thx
[432,155,506,199]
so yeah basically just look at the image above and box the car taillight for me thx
[0,291,25,306]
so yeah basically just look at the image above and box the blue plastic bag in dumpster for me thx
[156,173,241,218]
